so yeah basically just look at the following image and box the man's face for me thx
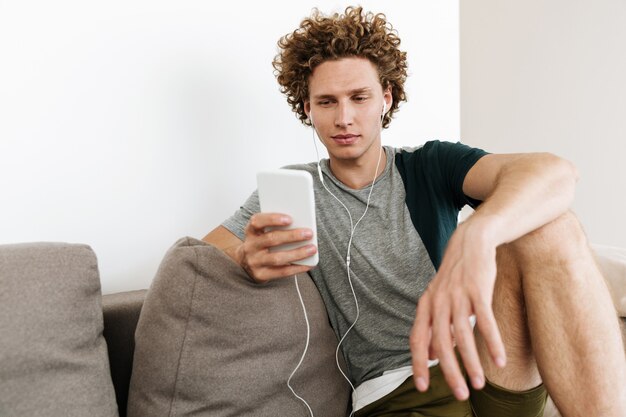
[305,57,391,165]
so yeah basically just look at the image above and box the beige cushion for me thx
[127,237,350,417]
[0,242,118,417]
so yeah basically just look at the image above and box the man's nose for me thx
[334,102,354,127]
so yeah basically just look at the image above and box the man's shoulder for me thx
[393,140,459,155]
[393,140,485,162]
[391,141,443,166]
[281,161,318,173]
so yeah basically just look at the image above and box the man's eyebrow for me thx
[348,87,372,95]
[312,87,373,100]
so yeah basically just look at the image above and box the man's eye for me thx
[318,100,331,106]
[354,96,367,102]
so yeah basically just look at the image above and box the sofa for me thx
[1,239,624,417]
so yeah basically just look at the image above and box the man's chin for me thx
[327,148,367,164]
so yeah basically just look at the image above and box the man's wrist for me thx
[224,244,245,268]
[463,212,507,248]
[229,245,267,284]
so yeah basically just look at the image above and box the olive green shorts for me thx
[353,363,547,417]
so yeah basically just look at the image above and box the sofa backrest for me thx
[0,242,119,417]
[102,290,147,417]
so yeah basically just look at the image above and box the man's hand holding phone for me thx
[236,213,317,283]
[236,169,319,284]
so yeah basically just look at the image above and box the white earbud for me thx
[309,111,325,185]
[381,100,388,125]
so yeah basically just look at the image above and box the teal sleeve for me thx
[429,140,488,210]
[394,140,488,269]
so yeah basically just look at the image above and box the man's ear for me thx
[304,101,313,125]
[383,87,393,113]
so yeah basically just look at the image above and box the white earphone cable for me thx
[288,104,386,416]
[311,125,383,417]
[287,274,314,417]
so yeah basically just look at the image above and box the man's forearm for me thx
[466,153,578,247]
[202,226,245,265]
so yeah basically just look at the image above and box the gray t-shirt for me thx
[222,146,436,386]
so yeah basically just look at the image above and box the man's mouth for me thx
[331,134,360,145]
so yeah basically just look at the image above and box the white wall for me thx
[0,1,459,294]
[461,0,626,247]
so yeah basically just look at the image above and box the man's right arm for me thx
[201,214,317,283]
[202,225,244,265]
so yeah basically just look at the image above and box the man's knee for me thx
[508,211,589,267]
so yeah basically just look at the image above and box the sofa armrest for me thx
[103,290,147,417]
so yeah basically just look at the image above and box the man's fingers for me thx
[256,228,313,251]
[432,307,469,401]
[263,244,317,267]
[474,301,506,368]
[244,241,316,275]
[241,213,317,282]
[428,344,437,361]
[453,313,484,390]
[247,213,292,234]
[246,213,313,254]
[251,263,312,282]
[410,297,432,392]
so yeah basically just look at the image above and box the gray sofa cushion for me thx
[0,242,118,417]
[103,289,147,417]
[127,237,350,417]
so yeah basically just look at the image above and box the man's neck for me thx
[328,147,387,190]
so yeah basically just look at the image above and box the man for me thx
[203,7,625,417]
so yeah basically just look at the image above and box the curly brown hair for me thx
[272,6,408,128]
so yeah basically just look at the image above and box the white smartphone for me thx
[256,169,318,267]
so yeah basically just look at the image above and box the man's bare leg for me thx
[475,212,626,416]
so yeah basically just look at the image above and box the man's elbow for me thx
[557,154,579,184]
[541,153,579,201]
